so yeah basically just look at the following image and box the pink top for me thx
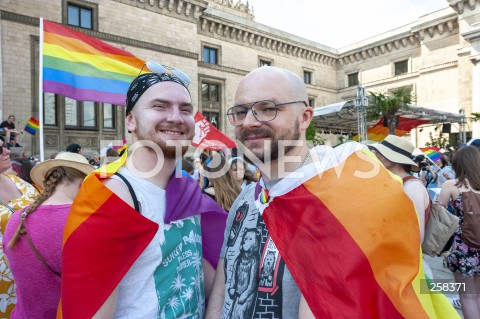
[3,204,71,319]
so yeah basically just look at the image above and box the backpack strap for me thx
[21,209,61,278]
[113,172,140,213]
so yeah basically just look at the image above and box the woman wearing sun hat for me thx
[369,135,430,243]
[2,152,93,319]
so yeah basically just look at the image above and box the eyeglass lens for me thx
[228,101,277,125]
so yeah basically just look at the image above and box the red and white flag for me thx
[191,112,236,151]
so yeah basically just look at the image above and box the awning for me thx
[312,101,466,135]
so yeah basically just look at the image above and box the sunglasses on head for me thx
[138,62,192,87]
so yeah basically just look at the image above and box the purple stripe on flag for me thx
[43,80,126,106]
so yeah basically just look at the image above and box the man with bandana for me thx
[59,67,227,319]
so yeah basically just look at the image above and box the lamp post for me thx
[354,85,369,143]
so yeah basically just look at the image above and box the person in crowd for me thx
[420,160,439,189]
[59,65,227,318]
[229,157,257,190]
[439,146,480,319]
[11,158,38,190]
[3,152,93,318]
[0,138,38,317]
[66,143,82,154]
[206,66,457,318]
[0,115,16,130]
[438,154,455,186]
[370,135,429,241]
[203,154,242,211]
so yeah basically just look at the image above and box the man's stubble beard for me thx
[136,124,193,159]
[238,119,301,164]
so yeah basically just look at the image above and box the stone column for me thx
[472,58,480,136]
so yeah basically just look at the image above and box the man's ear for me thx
[126,113,136,133]
[300,106,314,130]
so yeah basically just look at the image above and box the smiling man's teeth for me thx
[162,130,182,135]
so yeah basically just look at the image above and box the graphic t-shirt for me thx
[112,168,204,319]
[220,183,301,319]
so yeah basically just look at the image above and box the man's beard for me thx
[238,120,301,164]
[136,124,193,159]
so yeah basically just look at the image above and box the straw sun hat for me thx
[369,135,419,172]
[30,152,94,187]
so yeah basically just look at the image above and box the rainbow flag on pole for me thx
[257,142,458,318]
[420,147,442,162]
[42,20,145,106]
[24,117,39,135]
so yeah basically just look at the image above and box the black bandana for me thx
[125,73,190,115]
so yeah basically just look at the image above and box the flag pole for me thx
[38,17,44,162]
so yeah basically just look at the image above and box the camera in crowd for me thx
[412,154,430,170]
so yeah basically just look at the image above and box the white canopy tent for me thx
[312,100,467,143]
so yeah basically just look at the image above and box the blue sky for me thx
[247,0,448,48]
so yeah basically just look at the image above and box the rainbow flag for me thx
[58,152,226,319]
[420,146,442,162]
[24,117,39,135]
[257,142,458,318]
[42,20,145,106]
[355,117,430,142]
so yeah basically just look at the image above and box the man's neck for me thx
[129,147,177,189]
[262,146,309,181]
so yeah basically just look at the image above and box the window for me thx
[65,97,97,128]
[259,59,272,67]
[394,60,408,76]
[103,103,115,129]
[347,72,359,87]
[44,93,57,126]
[201,81,222,129]
[67,3,92,29]
[202,83,219,102]
[308,98,315,107]
[203,46,218,64]
[304,71,312,84]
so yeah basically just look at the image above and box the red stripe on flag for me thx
[60,194,158,319]
[263,185,404,318]
[44,20,136,57]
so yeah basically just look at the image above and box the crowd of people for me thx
[0,64,477,319]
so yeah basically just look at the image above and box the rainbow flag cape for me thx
[58,152,227,319]
[24,117,39,135]
[42,20,145,106]
[420,147,442,162]
[256,142,458,318]
[355,117,430,142]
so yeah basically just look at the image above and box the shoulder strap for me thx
[24,231,61,277]
[114,172,140,213]
[20,209,61,278]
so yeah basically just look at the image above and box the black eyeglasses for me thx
[227,100,307,126]
[138,61,192,87]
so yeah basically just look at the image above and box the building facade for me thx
[0,0,479,157]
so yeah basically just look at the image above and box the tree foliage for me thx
[367,87,415,135]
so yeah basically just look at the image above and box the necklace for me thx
[257,151,311,204]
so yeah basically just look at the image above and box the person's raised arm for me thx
[205,258,225,319]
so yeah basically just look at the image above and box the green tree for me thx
[367,87,415,135]
[425,131,450,149]
[471,112,480,122]
[306,121,324,146]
